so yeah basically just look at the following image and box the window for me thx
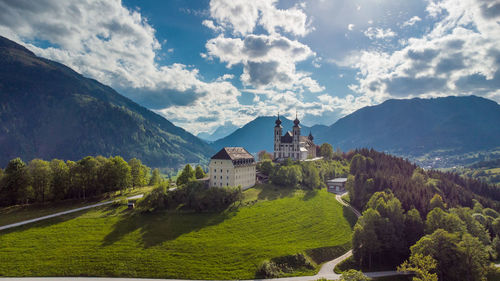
[220,169,222,172]
[213,176,216,179]
[214,169,216,173]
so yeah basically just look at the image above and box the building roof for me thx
[281,131,294,143]
[211,147,254,160]
[327,178,348,183]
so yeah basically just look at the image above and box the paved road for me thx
[0,194,143,231]
[0,190,403,281]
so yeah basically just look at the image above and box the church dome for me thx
[308,131,314,141]
[293,117,300,127]
[275,114,282,127]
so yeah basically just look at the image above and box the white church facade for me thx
[273,114,316,161]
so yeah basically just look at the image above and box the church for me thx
[273,114,316,161]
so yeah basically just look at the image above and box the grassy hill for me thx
[0,36,213,168]
[0,186,353,279]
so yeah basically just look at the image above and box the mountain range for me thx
[210,116,328,153]
[210,96,500,167]
[0,36,213,168]
[2,35,500,170]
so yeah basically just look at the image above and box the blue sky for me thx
[0,0,499,134]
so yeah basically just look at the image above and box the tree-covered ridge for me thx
[449,158,500,186]
[0,36,213,168]
[345,148,500,216]
[0,156,157,207]
[349,190,496,281]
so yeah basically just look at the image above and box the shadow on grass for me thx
[256,184,294,201]
[101,208,236,248]
[302,189,317,201]
[343,206,358,229]
[0,207,94,235]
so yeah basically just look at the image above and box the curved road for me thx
[0,191,402,280]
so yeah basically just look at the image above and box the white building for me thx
[274,114,316,161]
[209,147,256,190]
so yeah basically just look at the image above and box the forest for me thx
[0,156,164,207]
[341,149,500,280]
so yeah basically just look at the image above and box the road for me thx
[0,194,143,231]
[0,190,403,280]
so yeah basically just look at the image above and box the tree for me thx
[398,254,438,281]
[425,207,466,234]
[195,165,206,179]
[405,208,425,247]
[149,168,162,185]
[258,150,272,161]
[129,158,150,187]
[271,165,302,187]
[107,156,132,191]
[76,156,99,199]
[429,194,446,210]
[259,160,274,176]
[353,208,383,269]
[176,164,196,186]
[319,143,334,160]
[339,269,370,281]
[301,162,321,189]
[50,159,70,200]
[458,233,489,281]
[0,158,31,205]
[27,159,53,203]
[411,229,463,281]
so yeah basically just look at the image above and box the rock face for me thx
[0,36,213,168]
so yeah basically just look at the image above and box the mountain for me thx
[210,116,327,153]
[0,36,213,168]
[316,95,500,158]
[197,122,239,142]
[211,96,500,167]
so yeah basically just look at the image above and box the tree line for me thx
[345,148,500,216]
[351,190,497,281]
[257,153,349,190]
[0,156,161,207]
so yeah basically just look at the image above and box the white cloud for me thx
[363,27,397,39]
[348,24,355,31]
[208,0,312,36]
[334,0,500,109]
[402,16,422,27]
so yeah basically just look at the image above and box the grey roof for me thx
[280,131,294,143]
[327,178,348,183]
[211,147,254,160]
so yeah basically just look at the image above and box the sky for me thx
[0,0,499,135]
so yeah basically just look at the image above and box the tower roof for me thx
[275,113,282,127]
[308,131,314,141]
[293,111,300,127]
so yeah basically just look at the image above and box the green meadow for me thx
[0,186,353,279]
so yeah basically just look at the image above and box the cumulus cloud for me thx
[402,16,422,27]
[363,27,397,40]
[348,24,355,31]
[203,0,325,97]
[208,0,312,36]
[331,0,500,110]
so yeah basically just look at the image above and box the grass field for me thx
[0,185,353,279]
[0,185,154,227]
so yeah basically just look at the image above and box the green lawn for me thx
[0,186,353,279]
[0,185,154,227]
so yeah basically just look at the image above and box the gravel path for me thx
[0,194,143,231]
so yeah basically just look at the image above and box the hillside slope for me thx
[0,36,213,168]
[317,96,500,156]
[210,116,327,153]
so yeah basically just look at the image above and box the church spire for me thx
[293,111,300,127]
[275,111,282,127]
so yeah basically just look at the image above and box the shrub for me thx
[256,260,283,278]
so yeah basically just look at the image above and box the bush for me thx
[257,260,283,278]
[137,181,242,213]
